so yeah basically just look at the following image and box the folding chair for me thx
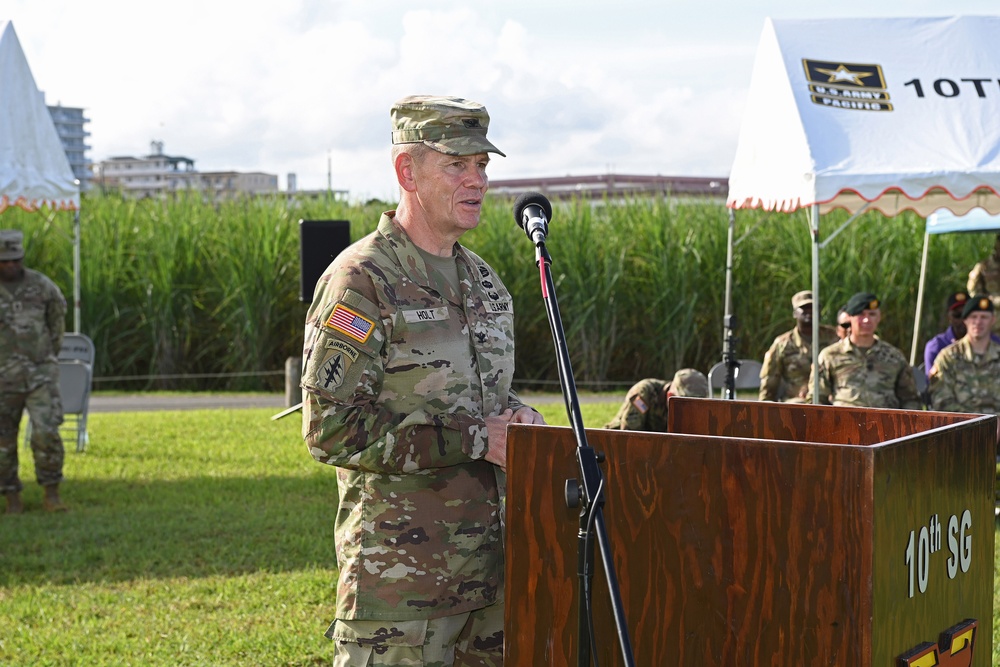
[59,333,96,365]
[24,333,95,452]
[707,359,764,398]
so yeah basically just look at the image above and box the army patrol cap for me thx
[845,292,880,316]
[0,229,24,261]
[791,290,813,309]
[946,290,969,313]
[391,95,506,157]
[669,368,709,398]
[961,294,994,318]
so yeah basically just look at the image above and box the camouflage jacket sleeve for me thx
[806,345,834,405]
[301,215,522,474]
[603,379,664,431]
[928,347,961,412]
[892,353,922,411]
[45,276,67,354]
[967,261,986,296]
[758,336,784,401]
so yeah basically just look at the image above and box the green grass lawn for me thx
[0,399,996,665]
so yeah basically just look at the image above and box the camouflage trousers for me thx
[0,383,65,494]
[327,602,503,667]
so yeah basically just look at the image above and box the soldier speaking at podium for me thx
[300,95,543,666]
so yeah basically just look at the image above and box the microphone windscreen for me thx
[513,191,553,229]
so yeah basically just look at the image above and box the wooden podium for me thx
[504,398,995,666]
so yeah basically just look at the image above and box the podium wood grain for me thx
[504,399,994,666]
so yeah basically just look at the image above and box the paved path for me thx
[88,391,604,413]
[89,394,287,413]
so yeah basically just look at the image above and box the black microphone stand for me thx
[528,230,636,667]
[722,313,741,400]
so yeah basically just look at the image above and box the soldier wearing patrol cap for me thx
[929,295,1000,439]
[301,95,543,666]
[0,229,68,514]
[603,368,710,432]
[759,290,838,402]
[806,291,921,409]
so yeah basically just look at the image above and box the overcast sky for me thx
[7,0,1000,200]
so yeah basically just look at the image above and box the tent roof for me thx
[0,20,79,213]
[926,207,1000,234]
[728,16,1000,217]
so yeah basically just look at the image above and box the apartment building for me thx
[46,102,93,191]
[94,141,278,200]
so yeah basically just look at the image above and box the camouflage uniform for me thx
[928,337,1000,415]
[302,212,526,649]
[603,369,709,432]
[0,268,67,493]
[603,379,670,432]
[807,337,921,409]
[967,253,1000,312]
[759,325,838,402]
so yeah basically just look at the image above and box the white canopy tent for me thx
[0,20,82,330]
[727,15,1000,403]
[910,208,1000,365]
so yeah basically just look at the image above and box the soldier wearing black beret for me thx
[806,291,921,409]
[929,294,1000,445]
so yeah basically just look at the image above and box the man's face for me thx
[965,310,995,341]
[0,258,24,282]
[850,308,881,338]
[412,151,490,236]
[948,308,967,338]
[793,304,812,331]
[836,312,851,340]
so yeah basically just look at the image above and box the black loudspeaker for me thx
[299,219,351,303]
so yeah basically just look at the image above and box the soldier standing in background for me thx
[0,230,68,514]
[758,290,838,402]
[603,368,709,432]
[836,306,851,340]
[928,295,1000,440]
[923,290,969,377]
[967,233,1000,322]
[300,96,544,666]
[807,292,921,409]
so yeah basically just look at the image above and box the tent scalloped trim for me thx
[0,195,79,214]
[727,183,1000,217]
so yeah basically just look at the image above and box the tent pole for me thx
[73,209,80,333]
[909,230,930,367]
[723,208,735,347]
[811,205,820,405]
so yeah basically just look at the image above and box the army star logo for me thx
[320,352,347,391]
[814,64,874,86]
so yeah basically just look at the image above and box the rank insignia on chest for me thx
[325,304,374,343]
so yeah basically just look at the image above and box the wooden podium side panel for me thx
[870,418,995,666]
[668,398,974,446]
[505,424,873,666]
[504,425,581,663]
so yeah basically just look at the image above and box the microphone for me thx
[513,191,553,245]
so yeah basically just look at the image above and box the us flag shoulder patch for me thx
[325,304,374,343]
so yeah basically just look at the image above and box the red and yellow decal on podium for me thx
[897,619,977,667]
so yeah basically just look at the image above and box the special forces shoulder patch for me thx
[325,303,374,343]
[317,338,361,392]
